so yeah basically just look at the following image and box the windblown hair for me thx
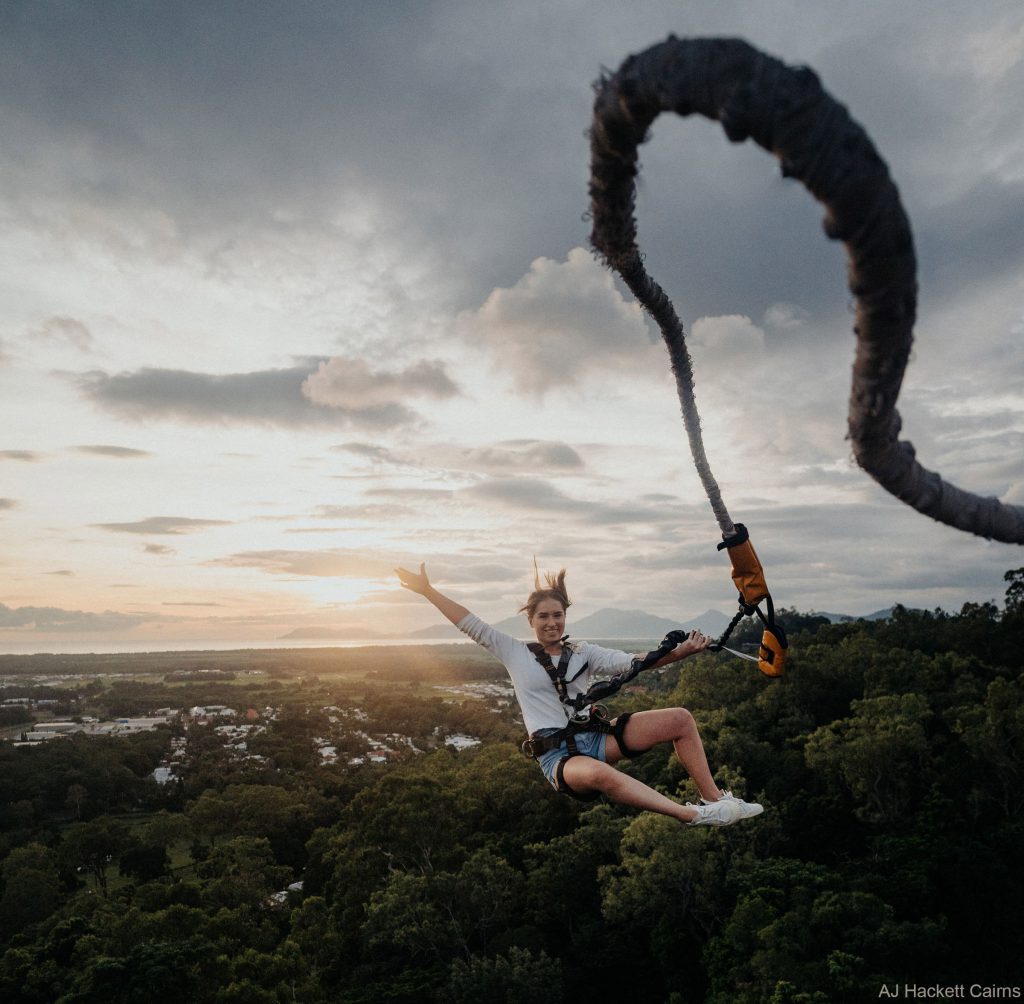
[519,560,571,620]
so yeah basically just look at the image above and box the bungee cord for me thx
[588,36,1024,545]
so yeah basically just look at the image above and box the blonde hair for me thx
[519,558,571,621]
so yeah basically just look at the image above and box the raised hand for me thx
[395,562,431,596]
[680,629,712,657]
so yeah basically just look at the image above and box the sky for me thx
[1,1,1023,652]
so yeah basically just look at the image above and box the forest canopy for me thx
[1,572,1023,1002]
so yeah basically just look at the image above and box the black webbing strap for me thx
[527,639,589,708]
[520,709,617,759]
[528,630,689,719]
[521,632,703,759]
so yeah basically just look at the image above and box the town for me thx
[0,649,523,790]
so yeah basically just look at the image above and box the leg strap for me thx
[612,711,650,759]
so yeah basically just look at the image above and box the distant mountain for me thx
[811,607,904,624]
[284,605,902,644]
[863,607,904,621]
[406,623,471,639]
[569,607,732,640]
[407,607,732,641]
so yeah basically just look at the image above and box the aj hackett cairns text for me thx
[879,987,1021,999]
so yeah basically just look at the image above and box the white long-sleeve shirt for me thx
[456,613,634,735]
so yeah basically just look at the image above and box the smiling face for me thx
[529,596,566,647]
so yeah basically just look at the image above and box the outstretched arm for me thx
[644,629,712,669]
[395,563,470,627]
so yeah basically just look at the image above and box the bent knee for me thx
[562,756,614,791]
[669,706,696,735]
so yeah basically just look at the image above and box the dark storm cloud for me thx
[4,1,1020,324]
[914,176,1024,296]
[76,365,418,429]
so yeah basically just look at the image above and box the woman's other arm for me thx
[395,563,470,626]
[647,629,712,668]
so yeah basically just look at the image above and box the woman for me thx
[395,562,763,827]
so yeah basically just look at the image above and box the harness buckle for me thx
[570,703,609,726]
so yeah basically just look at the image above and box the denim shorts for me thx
[535,729,609,790]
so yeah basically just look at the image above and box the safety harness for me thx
[519,632,689,766]
[708,523,788,678]
[520,526,785,800]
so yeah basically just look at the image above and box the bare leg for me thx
[605,707,721,802]
[560,756,699,823]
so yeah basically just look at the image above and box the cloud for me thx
[0,450,43,462]
[467,476,577,511]
[455,440,584,472]
[302,357,459,410]
[94,516,231,535]
[690,314,767,366]
[464,247,655,393]
[463,476,687,528]
[143,543,175,555]
[30,316,94,351]
[0,498,17,511]
[73,444,153,458]
[0,602,144,633]
[75,364,419,429]
[763,302,810,331]
[367,486,455,504]
[211,549,394,579]
[327,438,585,479]
[330,442,401,463]
[309,503,415,522]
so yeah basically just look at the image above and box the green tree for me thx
[0,843,62,936]
[65,783,89,821]
[804,693,932,824]
[59,817,132,896]
[445,946,563,1003]
[118,840,170,883]
[956,674,1024,817]
[1005,567,1024,616]
[187,783,323,866]
[197,836,291,910]
[362,848,523,966]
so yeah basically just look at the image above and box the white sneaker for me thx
[687,798,740,827]
[703,789,764,821]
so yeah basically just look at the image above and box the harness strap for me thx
[527,640,589,708]
[520,710,617,759]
